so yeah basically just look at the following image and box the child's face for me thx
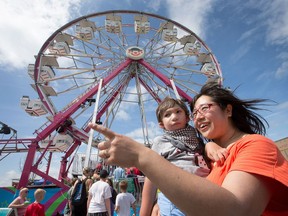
[159,105,189,131]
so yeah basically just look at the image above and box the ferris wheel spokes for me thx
[14,10,222,190]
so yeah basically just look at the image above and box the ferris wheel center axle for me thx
[126,46,145,60]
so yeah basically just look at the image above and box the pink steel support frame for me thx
[4,57,194,190]
[17,59,132,189]
[138,59,193,102]
[138,77,162,104]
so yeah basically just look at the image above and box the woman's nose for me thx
[193,111,204,121]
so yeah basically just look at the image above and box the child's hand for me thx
[205,142,228,166]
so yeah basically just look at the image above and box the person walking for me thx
[64,177,78,216]
[71,167,93,216]
[113,166,125,192]
[115,180,136,216]
[87,169,112,216]
[106,178,118,216]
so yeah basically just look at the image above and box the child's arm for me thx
[131,201,137,216]
[205,141,228,166]
[115,194,120,213]
[115,204,119,213]
[139,177,157,216]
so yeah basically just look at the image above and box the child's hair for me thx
[83,167,91,175]
[156,97,189,122]
[34,189,46,202]
[119,180,128,191]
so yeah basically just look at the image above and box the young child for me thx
[24,189,46,216]
[140,97,227,216]
[87,169,112,216]
[115,180,137,216]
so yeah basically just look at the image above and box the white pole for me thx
[84,79,103,168]
[170,79,180,99]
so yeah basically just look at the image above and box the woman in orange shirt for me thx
[89,81,288,216]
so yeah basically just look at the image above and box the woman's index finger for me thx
[88,123,116,140]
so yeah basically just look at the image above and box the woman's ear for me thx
[226,104,233,117]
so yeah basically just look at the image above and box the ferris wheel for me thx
[13,10,223,189]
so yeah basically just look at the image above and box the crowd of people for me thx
[63,165,141,216]
[7,165,140,216]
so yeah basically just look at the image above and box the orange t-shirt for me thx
[207,134,288,216]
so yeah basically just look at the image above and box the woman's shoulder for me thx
[238,134,276,149]
[230,134,280,160]
[230,134,288,182]
[243,134,273,141]
[232,134,287,169]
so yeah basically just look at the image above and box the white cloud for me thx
[255,71,273,82]
[0,0,82,70]
[115,109,131,121]
[230,43,251,63]
[1,170,20,187]
[146,0,162,11]
[276,101,288,110]
[165,0,215,38]
[275,52,288,79]
[277,52,288,60]
[238,27,258,42]
[227,1,288,78]
[112,85,153,122]
[275,61,288,79]
[124,85,149,103]
[242,0,288,46]
[261,1,288,45]
[255,1,288,80]
[125,121,162,143]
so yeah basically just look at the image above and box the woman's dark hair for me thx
[106,178,114,187]
[190,82,272,135]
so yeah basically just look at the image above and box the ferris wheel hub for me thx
[126,46,145,60]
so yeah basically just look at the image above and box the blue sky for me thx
[0,0,287,186]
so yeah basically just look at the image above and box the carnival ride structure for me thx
[0,10,222,195]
